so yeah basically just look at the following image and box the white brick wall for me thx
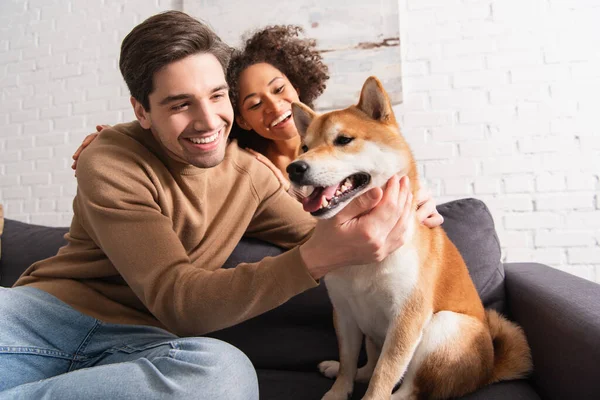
[1,0,599,283]
[396,0,600,282]
[0,0,179,226]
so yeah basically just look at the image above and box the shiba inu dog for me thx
[286,77,532,400]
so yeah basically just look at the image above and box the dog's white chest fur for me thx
[324,245,420,346]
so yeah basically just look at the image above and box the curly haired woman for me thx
[226,25,329,188]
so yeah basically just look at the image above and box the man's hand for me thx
[300,175,414,280]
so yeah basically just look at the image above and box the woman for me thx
[72,25,442,227]
[226,25,328,191]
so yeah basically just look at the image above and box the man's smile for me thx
[182,126,225,152]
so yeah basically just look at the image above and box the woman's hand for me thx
[415,186,443,228]
[71,125,109,172]
[245,148,291,191]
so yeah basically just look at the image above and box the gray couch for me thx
[1,198,599,399]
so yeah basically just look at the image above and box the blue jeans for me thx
[0,286,258,399]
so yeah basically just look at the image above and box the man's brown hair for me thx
[119,11,232,111]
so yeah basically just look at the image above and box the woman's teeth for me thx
[270,110,292,127]
[188,131,219,144]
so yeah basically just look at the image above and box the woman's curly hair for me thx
[228,25,329,110]
[227,25,329,152]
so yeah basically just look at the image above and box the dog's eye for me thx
[334,136,354,146]
[301,145,309,153]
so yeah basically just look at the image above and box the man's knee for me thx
[212,339,258,399]
[0,287,21,312]
[171,337,258,400]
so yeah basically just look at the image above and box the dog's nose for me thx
[287,161,309,183]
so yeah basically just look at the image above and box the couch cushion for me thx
[0,219,68,287]
[257,370,540,400]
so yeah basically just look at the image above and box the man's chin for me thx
[188,154,225,169]
[189,143,229,168]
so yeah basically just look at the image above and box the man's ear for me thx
[357,76,393,122]
[292,102,316,138]
[235,115,252,131]
[131,97,151,129]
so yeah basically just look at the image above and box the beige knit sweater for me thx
[15,121,317,336]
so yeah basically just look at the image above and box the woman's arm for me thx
[71,125,110,172]
[415,187,444,228]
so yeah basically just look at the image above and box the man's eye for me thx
[172,102,189,111]
[213,93,226,100]
[301,145,309,153]
[334,135,354,146]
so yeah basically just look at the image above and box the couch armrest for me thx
[504,262,600,400]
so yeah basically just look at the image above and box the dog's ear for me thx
[292,102,316,138]
[357,76,393,122]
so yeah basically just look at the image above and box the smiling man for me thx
[1,11,417,400]
[136,53,233,168]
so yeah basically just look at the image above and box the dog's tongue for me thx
[302,185,339,213]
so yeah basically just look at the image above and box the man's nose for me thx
[194,103,221,131]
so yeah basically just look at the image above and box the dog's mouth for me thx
[301,173,371,216]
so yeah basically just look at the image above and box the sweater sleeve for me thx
[75,141,318,336]
[236,153,316,249]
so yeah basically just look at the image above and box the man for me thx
[0,11,439,399]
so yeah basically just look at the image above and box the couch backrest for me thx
[0,219,68,287]
[438,198,505,312]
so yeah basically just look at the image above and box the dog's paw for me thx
[318,360,340,379]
